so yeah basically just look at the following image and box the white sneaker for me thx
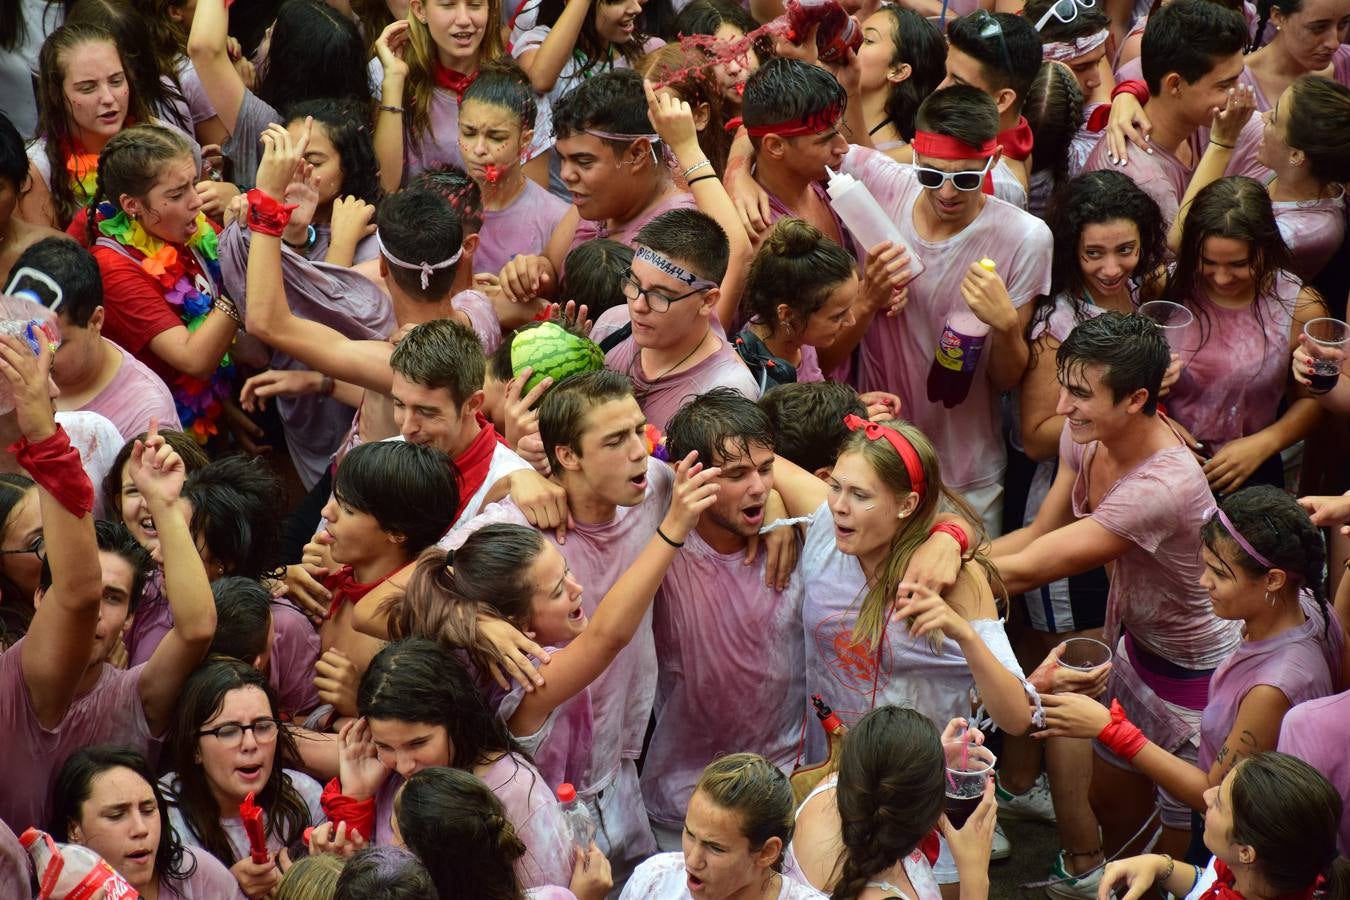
[1044,851,1103,900]
[991,822,1011,861]
[995,772,1057,823]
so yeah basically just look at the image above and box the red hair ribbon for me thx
[725,99,844,137]
[843,414,925,498]
[910,131,997,160]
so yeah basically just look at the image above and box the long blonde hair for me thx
[838,420,998,652]
[405,0,506,143]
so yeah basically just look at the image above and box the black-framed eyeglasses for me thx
[967,9,1015,75]
[198,718,280,746]
[0,536,45,562]
[1034,0,1098,31]
[620,269,710,313]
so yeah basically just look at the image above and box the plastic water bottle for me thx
[782,0,861,62]
[824,168,923,279]
[556,783,596,853]
[925,258,997,409]
[21,827,140,899]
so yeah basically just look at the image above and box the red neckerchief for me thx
[434,64,479,102]
[982,116,1034,195]
[452,413,508,521]
[1086,105,1111,133]
[324,564,398,619]
[1200,860,1321,900]
[918,830,940,866]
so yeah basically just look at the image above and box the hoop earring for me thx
[1265,590,1276,607]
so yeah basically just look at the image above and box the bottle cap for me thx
[979,258,997,271]
[557,783,577,803]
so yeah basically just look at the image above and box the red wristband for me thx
[246,188,297,237]
[929,521,970,556]
[319,776,376,841]
[1111,80,1150,105]
[1097,698,1149,761]
[7,426,94,517]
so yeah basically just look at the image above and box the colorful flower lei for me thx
[65,149,101,209]
[644,423,669,462]
[96,203,234,443]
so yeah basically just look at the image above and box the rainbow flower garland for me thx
[66,149,101,209]
[96,202,235,443]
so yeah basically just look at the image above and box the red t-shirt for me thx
[89,244,185,384]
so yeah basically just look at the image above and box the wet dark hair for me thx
[1283,76,1350,186]
[461,59,539,132]
[871,7,946,142]
[675,0,757,40]
[335,846,436,900]
[0,474,38,643]
[1024,61,1082,183]
[552,68,654,148]
[914,84,999,150]
[9,236,102,327]
[183,455,285,580]
[831,707,944,900]
[66,0,190,131]
[358,638,526,769]
[377,189,466,298]
[559,239,632,318]
[759,382,867,475]
[164,659,312,868]
[0,113,25,191]
[742,58,847,148]
[537,369,636,472]
[102,428,211,521]
[395,767,527,900]
[207,576,273,664]
[256,0,369,115]
[406,167,484,236]
[635,207,730,284]
[1139,0,1248,95]
[1056,311,1169,415]
[284,97,383,206]
[947,11,1042,109]
[332,441,460,557]
[387,317,486,408]
[51,745,197,884]
[1031,170,1166,348]
[535,0,650,77]
[40,519,153,615]
[1228,753,1350,897]
[667,387,775,470]
[740,218,855,338]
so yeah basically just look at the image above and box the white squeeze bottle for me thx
[824,168,923,279]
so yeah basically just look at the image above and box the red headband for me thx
[910,130,997,160]
[726,99,844,137]
[843,414,925,498]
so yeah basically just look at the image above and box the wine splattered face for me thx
[708,23,758,107]
[458,98,528,188]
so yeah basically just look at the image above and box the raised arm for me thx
[1165,86,1256,251]
[186,0,248,136]
[515,0,591,93]
[372,21,411,195]
[508,452,720,735]
[5,334,103,729]
[132,427,216,735]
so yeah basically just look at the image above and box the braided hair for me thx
[82,123,192,246]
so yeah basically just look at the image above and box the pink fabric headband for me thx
[1041,29,1109,63]
[1215,508,1274,569]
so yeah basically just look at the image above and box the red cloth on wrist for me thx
[1111,80,1150,105]
[8,426,94,517]
[929,522,970,556]
[246,188,297,237]
[1097,698,1148,761]
[320,777,376,841]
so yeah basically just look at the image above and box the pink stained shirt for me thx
[604,335,762,431]
[451,288,505,356]
[0,820,26,900]
[569,191,698,254]
[1164,270,1300,450]
[621,852,829,900]
[81,342,182,441]
[1335,44,1350,87]
[641,527,807,829]
[1060,425,1240,669]
[477,179,570,276]
[1273,186,1345,283]
[838,146,1054,492]
[159,846,247,899]
[1198,597,1339,770]
[1278,689,1350,853]
[0,639,154,832]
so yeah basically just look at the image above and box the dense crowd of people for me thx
[1,0,1350,896]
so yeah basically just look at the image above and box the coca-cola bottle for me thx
[926,259,996,409]
[782,0,861,63]
[21,828,140,899]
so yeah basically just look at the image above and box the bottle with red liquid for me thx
[782,0,862,63]
[926,258,997,409]
[789,695,849,805]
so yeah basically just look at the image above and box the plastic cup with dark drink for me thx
[1057,637,1112,672]
[943,741,995,829]
[1303,318,1349,395]
[1138,301,1199,366]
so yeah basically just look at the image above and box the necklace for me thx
[641,329,711,382]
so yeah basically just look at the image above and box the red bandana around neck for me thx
[997,116,1034,161]
[452,412,509,521]
[434,64,479,102]
[1200,860,1321,900]
[324,564,400,619]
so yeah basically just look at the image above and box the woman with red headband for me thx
[770,414,1044,887]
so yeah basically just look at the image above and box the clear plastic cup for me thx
[1303,317,1349,395]
[1139,301,1199,365]
[1057,637,1112,672]
[943,741,995,829]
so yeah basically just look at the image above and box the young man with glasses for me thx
[603,209,760,430]
[942,10,1045,208]
[833,85,1052,537]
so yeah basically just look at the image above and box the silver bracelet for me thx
[683,159,713,180]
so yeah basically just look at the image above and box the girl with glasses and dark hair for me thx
[0,472,42,648]
[51,744,242,898]
[162,658,322,899]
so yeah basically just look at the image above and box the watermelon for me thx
[510,322,605,395]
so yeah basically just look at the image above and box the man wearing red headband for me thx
[832,85,1052,535]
